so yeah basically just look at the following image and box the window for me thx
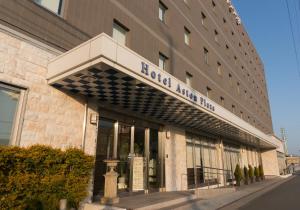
[232,105,236,114]
[212,0,216,10]
[186,72,193,87]
[159,52,168,71]
[220,97,225,106]
[217,62,222,75]
[201,12,206,25]
[34,0,63,15]
[223,18,227,23]
[225,44,229,50]
[204,47,209,64]
[234,55,237,64]
[237,82,240,94]
[206,87,212,98]
[244,90,247,99]
[214,30,219,42]
[240,111,243,119]
[113,21,128,46]
[184,27,191,45]
[0,84,21,145]
[228,73,232,86]
[159,1,167,23]
[231,31,234,36]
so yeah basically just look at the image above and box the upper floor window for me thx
[206,87,212,98]
[232,105,236,114]
[228,73,232,86]
[159,1,167,23]
[159,52,168,71]
[237,82,240,94]
[212,0,216,8]
[204,47,209,64]
[201,12,206,26]
[220,96,225,106]
[186,72,193,87]
[34,0,63,15]
[184,27,191,45]
[214,30,219,42]
[217,62,222,76]
[113,20,128,46]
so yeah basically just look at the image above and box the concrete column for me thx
[164,126,187,191]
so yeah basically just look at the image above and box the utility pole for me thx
[280,128,288,155]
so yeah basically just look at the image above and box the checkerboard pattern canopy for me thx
[52,67,267,148]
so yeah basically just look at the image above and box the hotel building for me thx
[0,0,286,201]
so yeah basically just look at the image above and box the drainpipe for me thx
[81,98,88,152]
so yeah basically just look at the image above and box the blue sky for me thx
[232,0,300,155]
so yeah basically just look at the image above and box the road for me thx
[221,172,300,210]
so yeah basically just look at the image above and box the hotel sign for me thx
[141,62,215,112]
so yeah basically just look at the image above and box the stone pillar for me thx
[216,139,225,186]
[261,149,280,176]
[164,126,187,191]
[101,160,120,205]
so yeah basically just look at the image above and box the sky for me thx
[232,0,300,155]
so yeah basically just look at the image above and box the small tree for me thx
[254,166,260,182]
[234,164,243,186]
[259,165,265,180]
[244,166,249,185]
[248,165,254,183]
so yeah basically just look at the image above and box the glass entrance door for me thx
[94,117,162,197]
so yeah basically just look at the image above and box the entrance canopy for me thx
[47,33,276,150]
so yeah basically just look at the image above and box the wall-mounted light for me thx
[166,129,170,139]
[90,113,98,125]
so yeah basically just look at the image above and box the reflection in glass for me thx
[0,87,20,145]
[117,124,131,190]
[94,119,114,195]
[149,129,159,189]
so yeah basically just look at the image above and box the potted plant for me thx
[254,166,260,182]
[234,164,243,186]
[259,164,265,180]
[248,165,254,183]
[244,166,249,185]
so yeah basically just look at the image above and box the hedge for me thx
[0,145,94,210]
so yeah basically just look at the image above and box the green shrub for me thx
[254,166,260,182]
[234,164,243,186]
[0,145,94,210]
[248,165,254,183]
[243,166,249,185]
[259,165,264,180]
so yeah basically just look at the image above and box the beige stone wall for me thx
[261,149,280,176]
[0,28,97,153]
[164,126,187,191]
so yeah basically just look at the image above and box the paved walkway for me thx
[83,175,294,210]
[158,175,294,210]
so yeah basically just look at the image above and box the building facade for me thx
[0,0,284,201]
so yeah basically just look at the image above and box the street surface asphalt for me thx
[224,171,300,210]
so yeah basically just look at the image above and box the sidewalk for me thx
[159,175,294,210]
[83,175,294,210]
